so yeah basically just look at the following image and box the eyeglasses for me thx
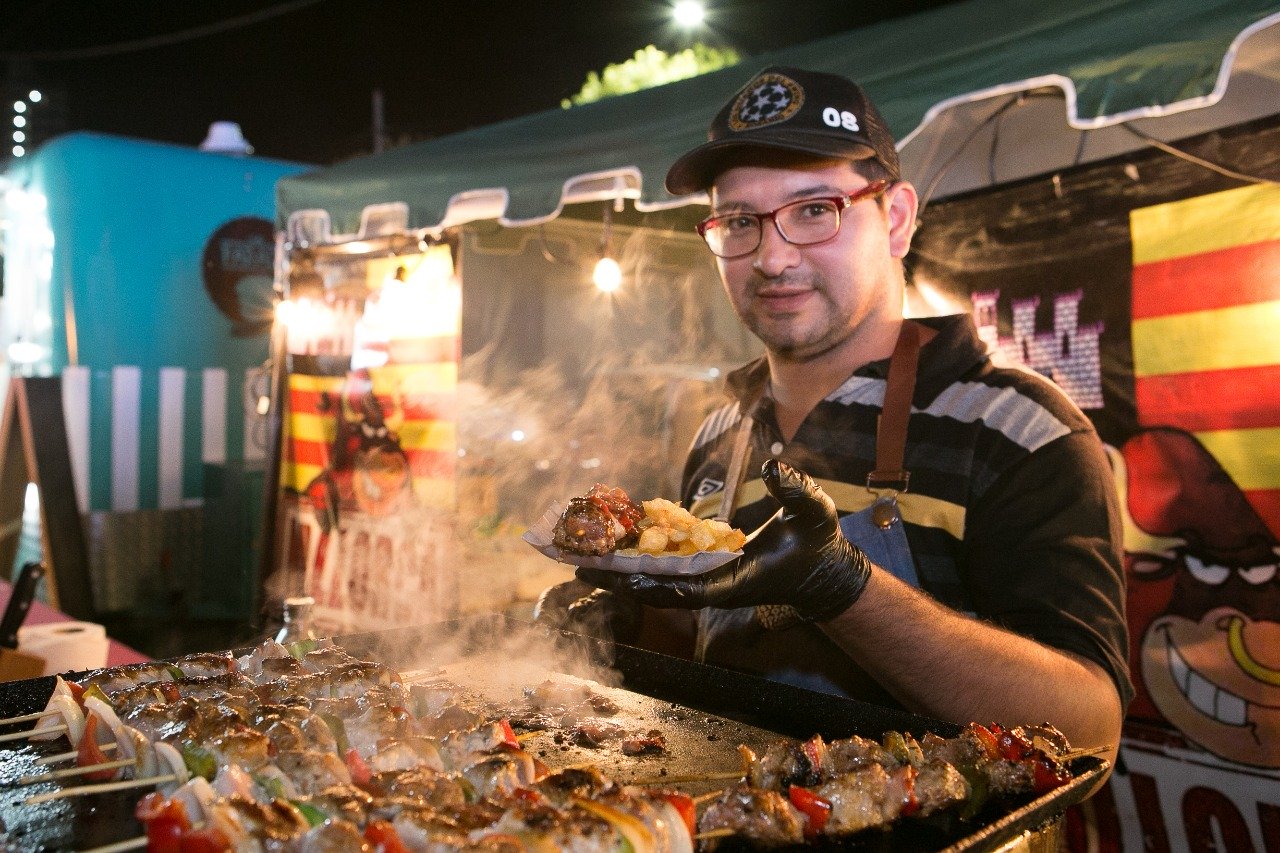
[696,180,891,259]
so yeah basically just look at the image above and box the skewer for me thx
[0,723,65,743]
[621,770,742,785]
[0,710,55,727]
[692,790,724,805]
[18,757,135,785]
[695,828,736,841]
[1060,744,1110,761]
[24,772,179,806]
[37,742,118,766]
[78,838,147,853]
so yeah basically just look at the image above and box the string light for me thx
[593,201,623,292]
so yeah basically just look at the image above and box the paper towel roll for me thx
[16,621,109,675]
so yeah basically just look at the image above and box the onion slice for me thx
[31,695,84,743]
[573,796,658,853]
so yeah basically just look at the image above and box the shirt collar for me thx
[723,314,990,410]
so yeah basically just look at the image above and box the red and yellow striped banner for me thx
[1130,183,1280,535]
[282,345,458,512]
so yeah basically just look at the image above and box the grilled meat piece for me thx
[389,807,473,850]
[586,484,644,533]
[365,767,469,812]
[462,751,538,798]
[293,817,369,853]
[295,784,375,827]
[913,757,970,816]
[553,496,621,556]
[552,484,644,555]
[826,734,897,772]
[699,783,806,847]
[170,652,237,679]
[534,766,612,805]
[478,800,622,852]
[814,762,912,836]
[212,795,311,845]
[276,749,354,794]
[620,730,667,755]
[743,737,825,791]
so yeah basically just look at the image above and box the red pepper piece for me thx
[788,785,832,838]
[995,729,1033,763]
[364,819,411,853]
[898,764,921,816]
[66,681,86,708]
[658,791,697,837]
[344,747,372,787]
[967,723,1000,761]
[76,714,117,781]
[179,827,231,853]
[1031,754,1072,793]
[135,793,191,853]
[498,719,520,751]
[800,735,824,775]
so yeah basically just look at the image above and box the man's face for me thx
[709,159,915,363]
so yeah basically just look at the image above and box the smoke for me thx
[273,211,760,643]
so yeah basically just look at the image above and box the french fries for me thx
[616,498,747,557]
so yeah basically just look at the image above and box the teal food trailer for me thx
[0,132,307,621]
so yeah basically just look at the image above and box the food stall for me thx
[263,2,1280,849]
[0,1,1277,849]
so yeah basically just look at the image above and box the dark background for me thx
[1,0,958,167]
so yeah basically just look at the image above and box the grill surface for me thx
[0,615,1106,851]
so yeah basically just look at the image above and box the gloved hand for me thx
[576,459,872,622]
[532,579,643,645]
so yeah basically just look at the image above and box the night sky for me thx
[1,0,959,167]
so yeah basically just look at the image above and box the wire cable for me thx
[0,0,326,62]
[916,95,1020,219]
[1121,123,1280,186]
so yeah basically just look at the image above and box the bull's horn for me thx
[1103,444,1188,559]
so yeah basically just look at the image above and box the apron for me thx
[698,321,930,699]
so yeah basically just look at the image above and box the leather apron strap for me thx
[715,411,755,523]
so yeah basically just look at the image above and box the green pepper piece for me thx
[289,800,329,828]
[318,712,349,754]
[180,744,217,780]
[286,639,319,660]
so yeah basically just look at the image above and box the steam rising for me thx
[275,210,759,654]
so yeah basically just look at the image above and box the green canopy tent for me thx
[276,0,1280,240]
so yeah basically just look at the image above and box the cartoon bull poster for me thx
[1114,429,1280,769]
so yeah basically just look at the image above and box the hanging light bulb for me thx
[593,256,622,292]
[593,201,622,292]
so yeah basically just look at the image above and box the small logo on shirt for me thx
[693,478,724,500]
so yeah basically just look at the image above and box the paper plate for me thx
[522,501,742,576]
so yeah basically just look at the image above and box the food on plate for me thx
[621,498,747,557]
[552,483,645,556]
[551,483,747,559]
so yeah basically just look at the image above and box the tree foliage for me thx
[562,43,740,108]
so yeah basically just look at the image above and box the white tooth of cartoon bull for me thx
[1111,429,1280,768]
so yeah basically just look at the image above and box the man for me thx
[554,66,1131,766]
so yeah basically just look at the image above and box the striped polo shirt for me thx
[680,313,1133,707]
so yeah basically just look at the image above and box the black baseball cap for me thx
[666,66,901,196]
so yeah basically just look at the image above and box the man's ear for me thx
[885,181,919,259]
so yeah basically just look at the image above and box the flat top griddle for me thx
[0,616,1106,852]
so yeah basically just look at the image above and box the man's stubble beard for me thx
[739,273,854,363]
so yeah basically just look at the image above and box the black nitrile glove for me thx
[576,459,872,622]
[532,579,643,645]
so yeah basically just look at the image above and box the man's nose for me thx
[752,218,801,276]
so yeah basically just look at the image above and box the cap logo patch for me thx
[729,73,803,131]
